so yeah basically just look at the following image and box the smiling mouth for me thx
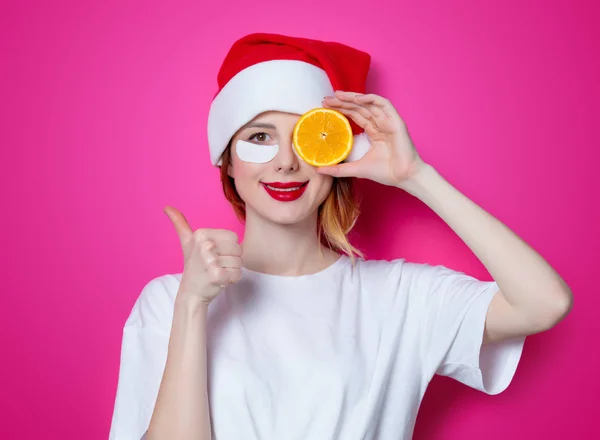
[260,181,309,202]
[264,183,307,192]
[261,181,309,191]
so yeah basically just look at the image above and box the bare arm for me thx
[318,92,573,345]
[145,295,211,440]
[401,164,573,343]
[143,206,242,439]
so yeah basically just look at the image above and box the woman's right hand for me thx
[164,205,243,307]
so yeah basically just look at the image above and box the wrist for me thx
[174,293,210,319]
[397,162,437,196]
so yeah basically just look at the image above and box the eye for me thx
[248,132,271,143]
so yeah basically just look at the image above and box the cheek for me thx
[230,154,258,180]
[230,158,264,198]
[311,174,334,201]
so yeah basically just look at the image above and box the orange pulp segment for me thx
[292,108,353,167]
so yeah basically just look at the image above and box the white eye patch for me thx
[235,140,279,163]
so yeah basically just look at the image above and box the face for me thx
[228,111,334,225]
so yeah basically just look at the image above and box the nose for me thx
[272,139,300,173]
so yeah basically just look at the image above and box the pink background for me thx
[1,0,598,438]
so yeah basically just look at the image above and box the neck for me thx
[241,208,340,276]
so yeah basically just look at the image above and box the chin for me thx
[240,193,320,226]
[267,211,312,226]
[260,202,316,225]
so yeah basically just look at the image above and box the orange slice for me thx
[293,108,353,167]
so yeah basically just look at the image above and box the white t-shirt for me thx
[109,255,525,440]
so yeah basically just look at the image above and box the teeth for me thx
[266,185,301,192]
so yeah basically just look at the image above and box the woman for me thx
[109,33,573,440]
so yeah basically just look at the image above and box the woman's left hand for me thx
[318,90,427,188]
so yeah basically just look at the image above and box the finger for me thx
[214,240,243,257]
[325,101,385,135]
[333,107,374,131]
[210,265,232,287]
[333,90,364,101]
[225,267,243,284]
[325,98,386,125]
[363,103,386,120]
[200,240,219,264]
[323,95,359,109]
[334,91,394,119]
[193,228,239,245]
[213,267,243,287]
[356,94,397,118]
[218,255,243,269]
[317,161,363,178]
[203,229,239,243]
[356,93,389,108]
[164,206,193,244]
[323,97,373,120]
[202,244,243,271]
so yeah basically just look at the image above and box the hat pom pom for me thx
[345,132,371,162]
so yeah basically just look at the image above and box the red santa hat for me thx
[207,33,372,166]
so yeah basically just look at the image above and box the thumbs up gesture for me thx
[164,206,243,307]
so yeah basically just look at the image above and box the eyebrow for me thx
[243,122,277,130]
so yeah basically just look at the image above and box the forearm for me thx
[400,164,572,322]
[146,295,211,440]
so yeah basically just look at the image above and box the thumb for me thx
[164,205,193,245]
[317,161,362,178]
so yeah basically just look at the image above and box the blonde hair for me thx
[219,142,364,264]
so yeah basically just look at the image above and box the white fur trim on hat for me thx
[207,59,372,166]
[208,60,334,166]
[346,131,371,162]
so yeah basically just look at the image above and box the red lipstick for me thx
[262,181,308,202]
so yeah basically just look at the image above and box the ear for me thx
[227,162,234,178]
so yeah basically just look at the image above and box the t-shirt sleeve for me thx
[406,262,526,395]
[109,275,179,440]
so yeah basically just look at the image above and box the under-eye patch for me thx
[235,140,279,163]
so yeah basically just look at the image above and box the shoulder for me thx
[352,256,406,275]
[350,257,473,298]
[347,257,410,298]
[351,257,439,281]
[358,257,471,279]
[124,273,182,332]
